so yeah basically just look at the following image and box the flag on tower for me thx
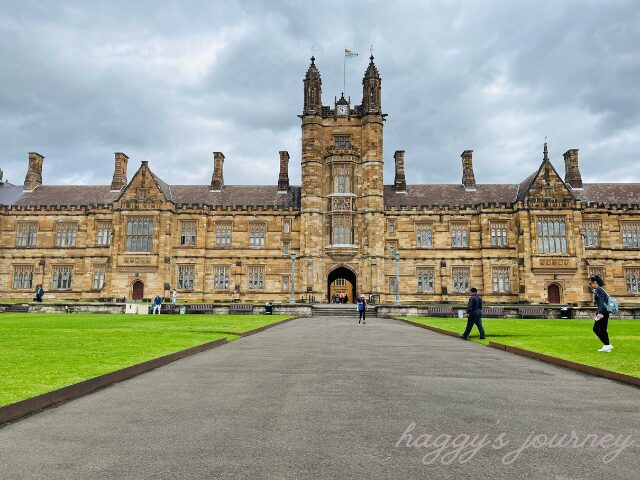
[344,48,358,59]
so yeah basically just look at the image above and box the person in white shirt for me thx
[172,289,178,305]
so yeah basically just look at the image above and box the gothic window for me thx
[55,223,77,247]
[16,222,38,247]
[388,220,395,234]
[282,275,290,292]
[335,278,346,287]
[249,223,266,247]
[589,267,604,283]
[248,266,265,290]
[536,217,567,254]
[452,267,470,293]
[214,266,230,290]
[332,215,352,245]
[332,164,353,194]
[451,223,469,248]
[283,219,291,234]
[583,222,600,248]
[334,136,351,148]
[283,242,290,255]
[12,265,34,290]
[417,268,435,293]
[388,242,397,257]
[180,221,197,246]
[92,265,106,290]
[97,222,113,246]
[215,222,232,247]
[492,267,511,293]
[416,223,433,248]
[490,222,508,247]
[52,265,74,290]
[125,216,154,252]
[178,265,195,290]
[621,223,640,249]
[625,268,640,294]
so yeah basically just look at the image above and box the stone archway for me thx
[547,283,561,304]
[328,266,357,303]
[132,280,144,300]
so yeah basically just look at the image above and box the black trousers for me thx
[359,309,366,322]
[593,311,610,345]
[463,310,485,338]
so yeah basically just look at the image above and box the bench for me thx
[229,304,253,314]
[519,307,547,318]
[187,304,214,314]
[161,304,177,314]
[427,306,454,317]
[483,307,505,318]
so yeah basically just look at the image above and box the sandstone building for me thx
[1,56,640,305]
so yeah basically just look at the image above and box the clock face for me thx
[337,104,348,116]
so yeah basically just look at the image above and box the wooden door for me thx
[132,281,144,300]
[548,284,560,304]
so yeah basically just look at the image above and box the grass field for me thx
[402,317,640,378]
[0,313,291,407]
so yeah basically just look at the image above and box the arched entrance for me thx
[328,267,357,303]
[132,280,144,300]
[547,283,561,304]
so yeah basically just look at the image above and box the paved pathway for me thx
[0,316,638,479]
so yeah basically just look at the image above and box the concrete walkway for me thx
[0,316,638,479]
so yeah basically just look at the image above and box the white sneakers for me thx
[597,345,613,352]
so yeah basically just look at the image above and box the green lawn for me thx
[402,317,640,378]
[0,313,291,407]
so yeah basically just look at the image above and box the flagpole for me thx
[343,47,346,94]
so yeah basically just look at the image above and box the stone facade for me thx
[1,56,640,305]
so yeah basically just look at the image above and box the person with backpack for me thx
[357,296,366,324]
[152,294,162,314]
[459,287,486,340]
[590,275,613,352]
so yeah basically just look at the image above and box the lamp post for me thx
[290,252,296,304]
[395,251,400,305]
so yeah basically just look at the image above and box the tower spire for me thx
[362,55,381,114]
[303,55,322,115]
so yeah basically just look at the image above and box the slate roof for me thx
[573,184,640,206]
[10,186,119,207]
[383,184,519,208]
[0,181,23,206]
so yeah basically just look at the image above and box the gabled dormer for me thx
[117,160,173,209]
[517,143,576,209]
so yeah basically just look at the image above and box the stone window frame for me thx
[333,135,351,148]
[248,265,266,290]
[177,264,195,291]
[625,268,640,294]
[388,219,396,235]
[215,222,232,247]
[388,241,398,257]
[283,218,291,234]
[96,221,113,246]
[92,264,106,290]
[213,266,230,290]
[12,265,34,290]
[388,276,397,294]
[331,214,352,245]
[417,267,435,293]
[179,220,198,246]
[249,222,266,248]
[55,222,78,247]
[490,221,508,247]
[125,216,154,253]
[51,265,74,290]
[621,222,640,249]
[452,267,471,293]
[451,222,469,248]
[16,222,38,247]
[332,164,353,194]
[582,221,600,248]
[492,266,511,293]
[283,241,290,256]
[415,222,433,248]
[281,275,290,292]
[535,216,568,254]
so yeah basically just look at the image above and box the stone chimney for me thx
[461,150,476,191]
[211,152,225,191]
[563,149,583,189]
[23,152,45,191]
[278,151,290,192]
[394,150,406,192]
[110,152,129,191]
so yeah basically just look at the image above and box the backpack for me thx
[605,291,619,313]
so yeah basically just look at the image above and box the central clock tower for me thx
[299,55,386,301]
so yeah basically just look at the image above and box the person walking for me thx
[153,294,162,314]
[35,285,44,303]
[590,275,613,352]
[357,296,367,324]
[172,289,178,305]
[459,288,485,340]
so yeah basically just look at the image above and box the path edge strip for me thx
[393,317,639,389]
[0,316,297,426]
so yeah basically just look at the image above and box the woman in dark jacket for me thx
[589,275,613,352]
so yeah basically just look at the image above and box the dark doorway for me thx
[132,280,144,300]
[328,267,357,303]
[548,283,561,304]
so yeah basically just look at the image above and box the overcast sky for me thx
[1,0,639,188]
